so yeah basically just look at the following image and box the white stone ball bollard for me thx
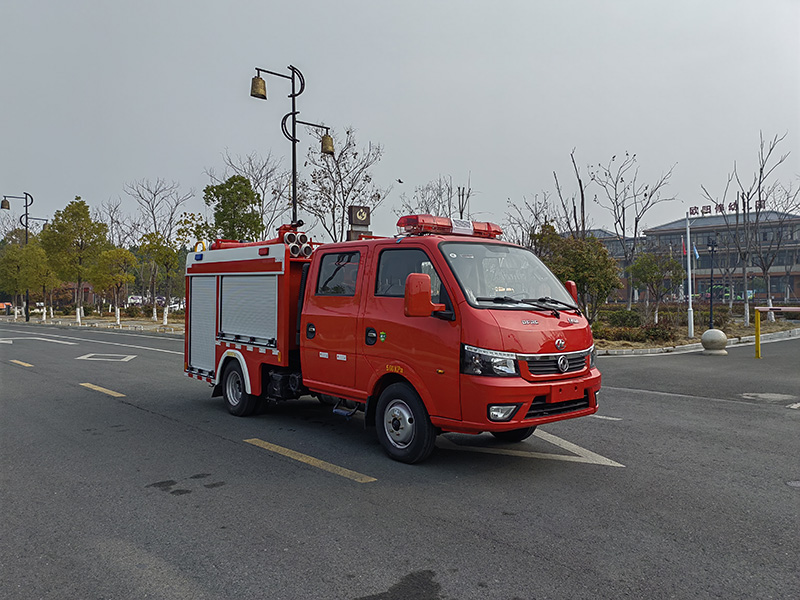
[701,328,728,355]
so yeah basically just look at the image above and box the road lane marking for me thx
[603,385,756,406]
[244,438,377,483]
[0,328,181,355]
[438,430,625,467]
[788,402,800,410]
[0,336,77,345]
[10,360,33,367]
[80,383,126,398]
[76,353,137,362]
[589,414,622,421]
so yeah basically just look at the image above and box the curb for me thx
[597,328,800,356]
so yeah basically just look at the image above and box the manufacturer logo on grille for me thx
[555,338,566,350]
[557,355,570,373]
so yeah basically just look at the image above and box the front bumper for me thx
[430,368,601,434]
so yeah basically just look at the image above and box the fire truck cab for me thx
[185,215,600,463]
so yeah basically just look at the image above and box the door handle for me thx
[365,327,378,346]
[306,323,316,339]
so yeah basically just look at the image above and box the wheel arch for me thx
[215,350,254,395]
[365,373,412,429]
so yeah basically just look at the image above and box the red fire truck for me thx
[184,214,600,463]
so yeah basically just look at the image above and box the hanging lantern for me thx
[250,75,267,100]
[321,133,334,156]
[0,198,10,210]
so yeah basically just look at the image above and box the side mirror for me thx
[404,273,446,317]
[564,280,578,304]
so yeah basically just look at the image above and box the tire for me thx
[222,361,258,417]
[490,426,537,443]
[375,383,436,464]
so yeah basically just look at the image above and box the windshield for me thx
[440,241,576,309]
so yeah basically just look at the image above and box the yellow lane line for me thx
[80,383,126,398]
[244,438,377,483]
[10,360,33,367]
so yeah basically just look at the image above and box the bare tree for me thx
[206,150,291,239]
[300,127,391,242]
[94,198,142,249]
[503,192,561,251]
[554,149,591,239]
[124,178,193,241]
[124,179,192,320]
[704,133,797,324]
[394,174,473,220]
[745,135,799,319]
[591,153,677,309]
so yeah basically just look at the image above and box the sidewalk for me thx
[0,315,185,335]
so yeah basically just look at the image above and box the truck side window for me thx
[316,252,360,296]
[375,249,447,303]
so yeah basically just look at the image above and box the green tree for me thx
[628,252,685,324]
[203,175,262,241]
[20,238,61,322]
[138,232,180,322]
[533,224,622,323]
[0,242,25,317]
[89,247,137,324]
[40,197,108,324]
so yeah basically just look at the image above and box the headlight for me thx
[589,346,597,369]
[461,344,519,377]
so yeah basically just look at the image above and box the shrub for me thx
[607,310,641,327]
[123,305,143,318]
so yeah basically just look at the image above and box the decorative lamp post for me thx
[707,235,718,329]
[1,192,34,322]
[250,65,334,225]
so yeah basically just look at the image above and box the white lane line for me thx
[603,385,757,406]
[438,430,625,467]
[0,328,181,355]
[589,414,622,421]
[0,336,77,345]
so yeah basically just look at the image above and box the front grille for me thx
[525,393,590,419]
[525,350,589,375]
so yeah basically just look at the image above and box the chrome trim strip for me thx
[516,345,594,361]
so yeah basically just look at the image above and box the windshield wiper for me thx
[475,296,560,317]
[527,296,581,313]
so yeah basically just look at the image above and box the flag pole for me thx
[686,212,694,338]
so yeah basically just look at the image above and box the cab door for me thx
[300,247,366,397]
[357,246,462,420]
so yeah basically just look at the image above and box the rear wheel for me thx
[490,426,537,443]
[375,383,436,464]
[222,361,258,417]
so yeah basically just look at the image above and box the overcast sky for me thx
[2,0,798,240]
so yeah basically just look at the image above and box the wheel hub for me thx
[384,400,415,448]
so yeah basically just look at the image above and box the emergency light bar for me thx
[396,214,503,239]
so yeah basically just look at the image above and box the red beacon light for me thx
[396,214,502,239]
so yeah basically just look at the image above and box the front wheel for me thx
[490,426,537,443]
[375,383,436,464]
[222,361,258,417]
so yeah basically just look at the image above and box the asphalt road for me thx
[1,322,798,599]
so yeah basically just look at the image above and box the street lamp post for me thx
[250,65,334,225]
[1,192,34,322]
[707,235,718,330]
